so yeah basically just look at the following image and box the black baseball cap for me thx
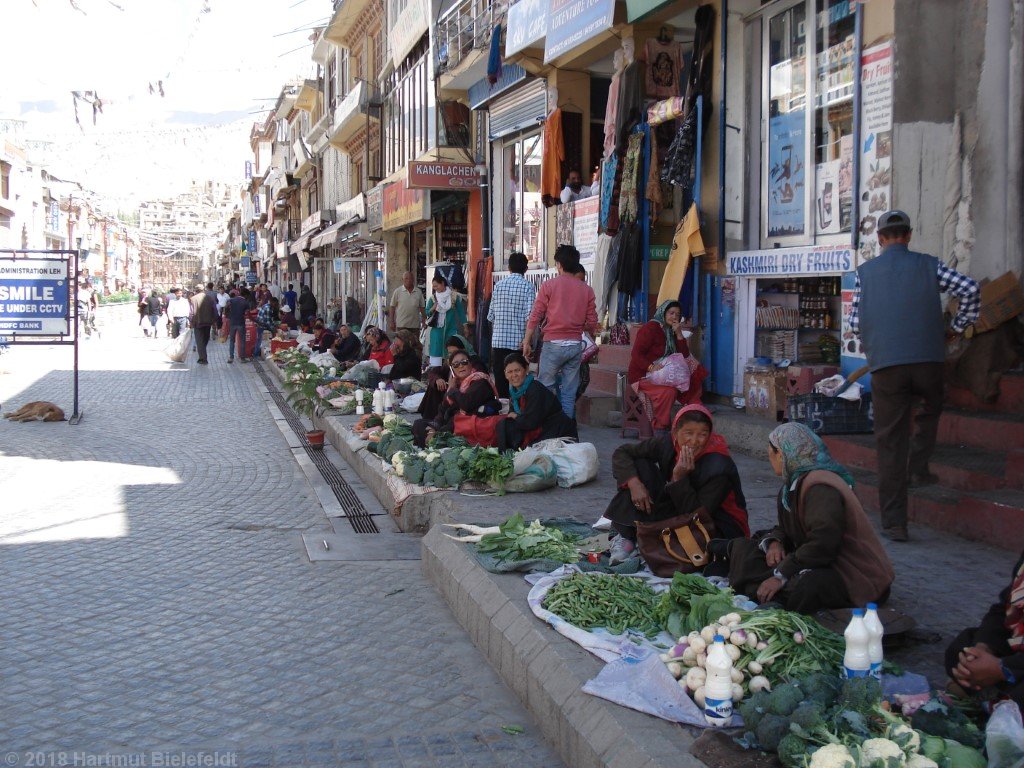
[877,209,911,231]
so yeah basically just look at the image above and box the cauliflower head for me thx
[886,723,921,755]
[807,743,857,768]
[905,756,938,768]
[860,738,906,767]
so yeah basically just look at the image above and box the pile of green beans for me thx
[543,573,661,637]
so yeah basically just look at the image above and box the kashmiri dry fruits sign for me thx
[544,0,616,63]
[382,183,428,230]
[0,258,70,335]
[406,161,479,190]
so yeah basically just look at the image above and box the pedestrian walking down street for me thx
[145,291,164,337]
[487,251,536,399]
[224,289,249,363]
[138,289,149,334]
[254,294,275,359]
[283,283,298,317]
[298,285,318,328]
[166,288,191,339]
[523,245,598,419]
[189,283,218,365]
[849,209,981,542]
[389,270,426,337]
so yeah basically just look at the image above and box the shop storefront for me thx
[724,0,882,393]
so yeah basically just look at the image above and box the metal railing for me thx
[435,0,507,74]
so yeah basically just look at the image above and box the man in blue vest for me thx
[850,210,980,542]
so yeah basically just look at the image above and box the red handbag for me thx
[453,413,506,447]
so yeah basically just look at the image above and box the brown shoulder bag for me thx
[635,508,715,577]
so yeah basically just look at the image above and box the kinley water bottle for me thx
[704,635,734,726]
[864,603,884,680]
[842,608,872,679]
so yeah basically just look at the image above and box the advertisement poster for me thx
[838,135,853,231]
[840,287,865,359]
[815,160,841,235]
[0,258,70,335]
[857,41,893,264]
[544,0,615,63]
[767,111,806,237]
[571,197,600,269]
[505,0,548,56]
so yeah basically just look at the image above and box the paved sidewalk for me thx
[0,323,561,767]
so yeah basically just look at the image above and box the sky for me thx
[3,0,331,203]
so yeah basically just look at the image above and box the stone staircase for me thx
[822,371,1024,551]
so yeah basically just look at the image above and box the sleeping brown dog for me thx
[3,401,65,422]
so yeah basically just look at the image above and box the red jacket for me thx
[627,320,708,404]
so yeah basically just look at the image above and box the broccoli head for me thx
[444,467,463,487]
[404,463,425,485]
[777,733,813,768]
[767,682,805,716]
[738,690,771,730]
[835,677,882,717]
[789,702,841,747]
[755,713,791,751]
[800,672,843,707]
[910,704,984,750]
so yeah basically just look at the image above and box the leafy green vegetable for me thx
[542,572,661,637]
[465,447,515,494]
[475,514,579,564]
[652,571,732,635]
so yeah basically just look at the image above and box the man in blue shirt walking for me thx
[487,251,536,398]
[850,210,980,542]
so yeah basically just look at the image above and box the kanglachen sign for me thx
[406,161,479,190]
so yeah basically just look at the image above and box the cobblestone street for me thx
[0,315,562,768]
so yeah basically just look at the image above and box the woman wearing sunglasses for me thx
[411,350,500,448]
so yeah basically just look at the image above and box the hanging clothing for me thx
[541,108,565,207]
[599,153,622,234]
[661,107,698,193]
[487,23,503,84]
[615,61,645,155]
[555,200,574,244]
[685,5,717,134]
[618,132,645,223]
[603,66,623,159]
[645,126,663,218]
[645,39,684,99]
[656,202,705,305]
[592,233,613,320]
[615,220,643,297]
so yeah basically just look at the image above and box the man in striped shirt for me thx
[851,209,980,542]
[488,251,536,398]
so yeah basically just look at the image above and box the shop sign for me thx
[382,183,428,231]
[571,196,600,269]
[506,0,548,56]
[625,0,673,23]
[366,185,384,231]
[407,161,478,190]
[248,230,257,253]
[336,193,366,224]
[856,41,893,265]
[333,258,344,274]
[301,211,327,235]
[649,244,671,262]
[246,270,258,285]
[544,0,615,63]
[0,258,70,336]
[245,161,253,180]
[241,255,251,269]
[726,244,854,277]
[390,0,429,67]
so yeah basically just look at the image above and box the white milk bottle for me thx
[842,608,872,679]
[372,383,386,415]
[354,387,365,416]
[864,603,884,680]
[704,635,734,726]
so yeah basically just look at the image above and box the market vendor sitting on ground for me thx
[418,334,474,421]
[388,330,423,380]
[330,324,361,366]
[363,326,394,369]
[947,548,1024,709]
[726,422,895,615]
[411,348,500,448]
[604,404,750,567]
[498,353,578,451]
[310,319,336,354]
[628,299,707,432]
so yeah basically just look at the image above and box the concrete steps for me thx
[577,343,632,427]
[937,407,1024,452]
[849,467,1024,552]
[823,433,1017,492]
[946,371,1024,414]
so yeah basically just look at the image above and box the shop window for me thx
[500,130,545,267]
[762,0,856,245]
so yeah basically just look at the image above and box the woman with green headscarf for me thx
[627,300,708,430]
[725,422,894,614]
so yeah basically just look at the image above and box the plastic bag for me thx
[503,453,558,493]
[646,352,691,391]
[987,700,1024,768]
[163,329,193,363]
[400,392,425,412]
[531,439,599,488]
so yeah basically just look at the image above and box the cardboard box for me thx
[745,369,789,420]
[949,271,1024,334]
[786,364,840,396]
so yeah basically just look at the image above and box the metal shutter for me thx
[488,80,547,140]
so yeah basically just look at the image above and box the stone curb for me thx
[263,360,705,768]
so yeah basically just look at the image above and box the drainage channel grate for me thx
[254,360,379,534]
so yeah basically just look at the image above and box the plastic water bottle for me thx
[354,387,365,416]
[372,383,386,415]
[704,635,734,726]
[864,603,884,680]
[842,609,872,679]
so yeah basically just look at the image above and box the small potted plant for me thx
[284,362,328,449]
